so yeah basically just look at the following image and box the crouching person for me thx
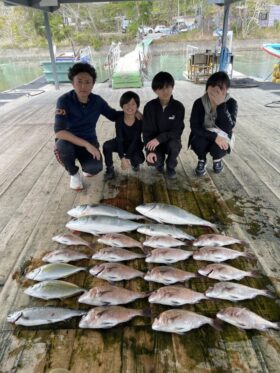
[143,71,185,179]
[103,91,145,180]
[54,62,121,190]
[189,71,238,176]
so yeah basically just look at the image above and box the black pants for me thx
[147,139,182,169]
[103,138,145,169]
[55,139,103,176]
[190,136,227,161]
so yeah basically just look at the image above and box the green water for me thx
[0,50,278,92]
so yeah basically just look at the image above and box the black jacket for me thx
[143,96,185,152]
[189,97,238,147]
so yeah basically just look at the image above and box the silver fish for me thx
[193,247,256,262]
[97,233,142,248]
[92,247,145,262]
[205,282,274,301]
[79,306,150,329]
[198,263,258,281]
[144,266,197,285]
[217,307,280,331]
[7,307,86,326]
[68,203,143,220]
[149,286,208,306]
[78,284,150,306]
[193,234,247,247]
[66,216,142,235]
[42,249,91,263]
[137,224,194,240]
[52,233,92,247]
[24,280,85,300]
[26,263,86,281]
[152,309,221,334]
[145,248,193,264]
[89,263,144,281]
[136,203,217,229]
[143,235,185,249]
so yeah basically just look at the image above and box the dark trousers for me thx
[55,139,103,176]
[147,139,182,169]
[103,138,145,169]
[190,136,227,161]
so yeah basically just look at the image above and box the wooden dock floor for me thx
[0,80,279,373]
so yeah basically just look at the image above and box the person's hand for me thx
[215,135,229,150]
[146,152,157,164]
[121,157,130,170]
[85,143,101,160]
[135,110,143,120]
[146,138,160,151]
[208,86,226,106]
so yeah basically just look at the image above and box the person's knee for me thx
[83,160,103,175]
[166,139,181,154]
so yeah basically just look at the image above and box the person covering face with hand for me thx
[188,71,238,176]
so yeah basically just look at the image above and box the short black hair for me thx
[119,91,140,108]
[152,71,175,91]
[206,71,230,90]
[68,62,97,82]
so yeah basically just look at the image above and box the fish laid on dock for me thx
[26,263,86,281]
[205,282,274,301]
[97,233,142,248]
[144,266,197,285]
[92,247,145,262]
[24,280,85,300]
[52,233,92,247]
[89,263,144,281]
[79,306,150,329]
[145,248,193,264]
[198,263,258,281]
[78,284,150,306]
[66,216,142,235]
[42,249,91,263]
[137,224,194,240]
[143,235,185,249]
[152,309,221,334]
[193,247,256,262]
[7,307,86,326]
[193,234,247,247]
[217,307,280,331]
[68,203,143,220]
[136,203,217,229]
[149,286,208,306]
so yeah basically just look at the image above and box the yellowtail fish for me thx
[24,280,85,300]
[217,307,280,331]
[152,309,221,334]
[26,263,86,281]
[7,307,86,326]
[68,203,143,220]
[79,306,150,329]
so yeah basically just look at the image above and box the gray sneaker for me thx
[213,159,223,174]
[195,160,207,176]
[166,167,176,179]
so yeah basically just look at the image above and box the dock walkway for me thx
[0,80,279,373]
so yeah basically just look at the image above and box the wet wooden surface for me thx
[0,80,279,373]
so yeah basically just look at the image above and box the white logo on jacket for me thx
[169,115,175,120]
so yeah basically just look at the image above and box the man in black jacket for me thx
[143,72,185,179]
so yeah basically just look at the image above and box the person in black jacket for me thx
[143,71,185,179]
[189,71,238,176]
[103,91,144,180]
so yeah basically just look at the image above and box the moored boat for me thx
[262,43,280,59]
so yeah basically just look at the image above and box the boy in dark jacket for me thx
[189,71,238,176]
[142,71,185,179]
[103,91,144,180]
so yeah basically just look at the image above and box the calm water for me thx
[0,50,278,92]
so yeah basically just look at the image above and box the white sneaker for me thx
[70,171,83,190]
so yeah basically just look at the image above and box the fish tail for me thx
[141,246,152,255]
[140,307,152,318]
[209,224,219,233]
[211,318,223,331]
[139,291,152,298]
[241,240,250,247]
[244,252,257,262]
[271,322,280,330]
[263,290,276,299]
[249,270,260,278]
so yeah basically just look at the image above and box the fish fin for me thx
[211,318,223,331]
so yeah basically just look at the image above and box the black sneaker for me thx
[166,167,176,179]
[132,165,140,172]
[195,160,207,176]
[104,168,115,181]
[213,159,223,174]
[156,165,164,173]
